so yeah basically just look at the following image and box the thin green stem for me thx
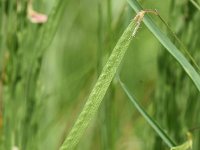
[157,14,200,73]
[118,77,176,148]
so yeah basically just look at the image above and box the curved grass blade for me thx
[59,19,137,150]
[156,14,200,73]
[118,78,176,148]
[128,0,200,92]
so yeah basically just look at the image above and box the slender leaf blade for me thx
[128,0,200,92]
[118,78,176,148]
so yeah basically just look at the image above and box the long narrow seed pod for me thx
[59,10,156,150]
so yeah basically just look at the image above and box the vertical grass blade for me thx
[59,20,137,150]
[118,78,176,148]
[128,0,200,92]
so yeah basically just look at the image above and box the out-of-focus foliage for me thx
[0,0,200,150]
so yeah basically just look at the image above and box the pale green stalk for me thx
[59,19,137,150]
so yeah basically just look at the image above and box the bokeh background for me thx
[1,0,200,149]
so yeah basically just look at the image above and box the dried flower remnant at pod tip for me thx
[27,0,48,24]
[132,9,158,37]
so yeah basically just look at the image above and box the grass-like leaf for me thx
[59,19,137,150]
[156,14,200,73]
[118,78,176,148]
[128,0,200,92]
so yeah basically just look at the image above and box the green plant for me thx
[1,0,200,150]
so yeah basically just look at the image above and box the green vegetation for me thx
[0,0,200,150]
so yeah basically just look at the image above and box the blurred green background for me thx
[1,0,200,149]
